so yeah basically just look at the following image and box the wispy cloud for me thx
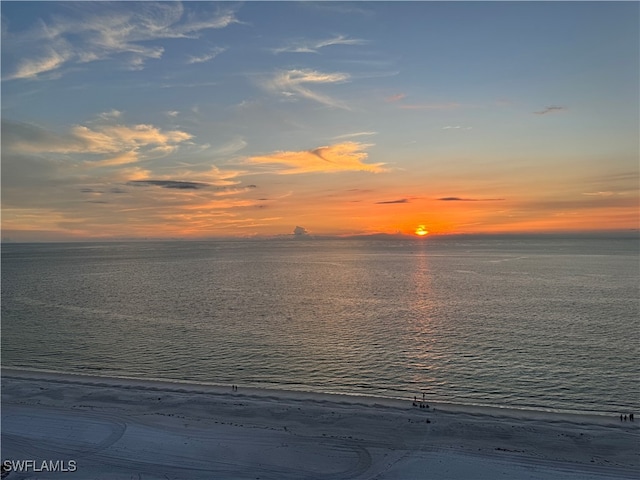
[583,192,620,197]
[246,142,386,174]
[187,46,226,64]
[144,183,252,197]
[2,119,192,170]
[8,49,72,80]
[209,136,247,156]
[129,180,211,190]
[91,150,140,167]
[98,109,123,120]
[3,3,240,80]
[385,93,406,103]
[263,69,350,109]
[534,105,566,115]
[438,197,504,201]
[333,131,378,140]
[272,35,366,54]
[443,125,472,130]
[71,124,192,155]
[168,165,245,187]
[375,198,409,204]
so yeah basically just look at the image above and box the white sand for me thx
[2,369,638,479]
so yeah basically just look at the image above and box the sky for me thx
[1,1,638,241]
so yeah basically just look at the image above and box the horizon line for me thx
[2,229,638,244]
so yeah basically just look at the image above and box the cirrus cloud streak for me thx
[272,35,367,54]
[3,3,240,80]
[263,68,350,109]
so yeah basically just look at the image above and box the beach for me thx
[1,369,638,479]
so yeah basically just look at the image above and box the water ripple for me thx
[2,238,638,415]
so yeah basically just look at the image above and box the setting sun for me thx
[415,225,429,236]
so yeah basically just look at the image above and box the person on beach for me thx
[631,413,634,421]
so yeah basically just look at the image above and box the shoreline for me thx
[3,367,638,479]
[2,366,634,422]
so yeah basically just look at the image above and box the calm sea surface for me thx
[2,236,638,415]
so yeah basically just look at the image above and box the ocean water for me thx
[2,236,638,415]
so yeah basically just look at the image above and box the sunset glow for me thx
[1,2,638,241]
[415,225,429,236]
